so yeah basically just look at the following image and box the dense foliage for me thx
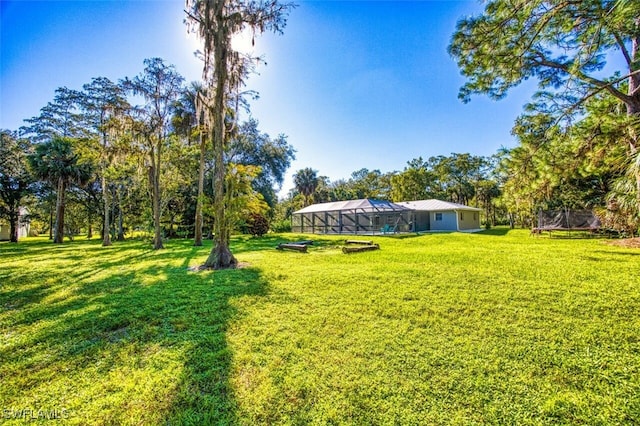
[1,58,296,244]
[3,1,639,242]
[282,154,504,228]
[449,0,640,233]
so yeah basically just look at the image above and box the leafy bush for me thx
[270,219,291,233]
[246,213,270,237]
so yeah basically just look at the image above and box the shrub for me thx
[270,219,291,233]
[246,213,270,237]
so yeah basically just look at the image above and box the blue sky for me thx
[1,0,538,195]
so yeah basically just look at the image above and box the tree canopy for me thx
[29,137,93,243]
[449,0,640,118]
[450,0,640,231]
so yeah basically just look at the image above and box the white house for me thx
[291,198,481,234]
[397,199,481,232]
[0,207,31,241]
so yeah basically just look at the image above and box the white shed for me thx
[0,207,31,241]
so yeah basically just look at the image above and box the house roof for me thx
[293,198,410,215]
[396,199,481,212]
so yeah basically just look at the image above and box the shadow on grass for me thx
[0,237,270,424]
[230,234,296,253]
[591,250,640,257]
[230,233,349,254]
[475,227,511,236]
[379,233,425,240]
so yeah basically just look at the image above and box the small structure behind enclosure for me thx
[292,199,411,234]
[533,209,601,233]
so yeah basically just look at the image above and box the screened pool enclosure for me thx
[292,199,411,234]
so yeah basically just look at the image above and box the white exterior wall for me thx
[430,211,458,231]
[0,222,29,241]
[0,224,10,240]
[457,210,481,230]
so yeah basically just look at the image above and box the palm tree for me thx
[293,168,319,207]
[29,137,92,243]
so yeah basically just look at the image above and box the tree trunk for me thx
[9,208,18,243]
[87,210,93,239]
[203,10,237,269]
[117,213,124,241]
[150,146,164,250]
[117,208,124,241]
[153,176,163,249]
[102,175,112,246]
[203,126,237,269]
[116,188,125,241]
[149,164,163,250]
[110,195,117,241]
[485,202,491,229]
[49,201,54,240]
[54,177,65,244]
[627,24,640,214]
[194,129,205,246]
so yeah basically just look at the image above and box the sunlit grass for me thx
[1,230,639,424]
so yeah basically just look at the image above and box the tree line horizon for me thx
[1,0,639,261]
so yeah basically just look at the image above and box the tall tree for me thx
[79,77,130,246]
[124,58,185,250]
[185,0,294,269]
[0,131,34,243]
[449,0,640,116]
[347,168,392,200]
[390,158,432,202]
[498,89,629,228]
[449,0,640,209]
[29,137,92,243]
[21,87,84,142]
[173,81,209,246]
[293,168,319,207]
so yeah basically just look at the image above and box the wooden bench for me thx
[342,243,379,254]
[276,243,308,252]
[345,240,374,245]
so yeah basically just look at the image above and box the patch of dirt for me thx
[188,262,251,272]
[188,265,207,272]
[606,237,640,248]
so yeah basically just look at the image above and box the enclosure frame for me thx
[292,199,412,235]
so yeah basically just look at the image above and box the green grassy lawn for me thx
[1,229,639,425]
